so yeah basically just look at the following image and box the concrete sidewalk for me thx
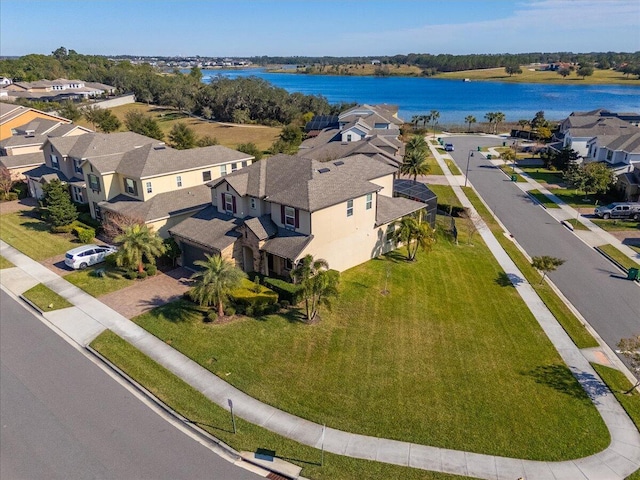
[2,218,640,480]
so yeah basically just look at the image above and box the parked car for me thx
[65,244,117,270]
[444,143,454,152]
[594,202,640,220]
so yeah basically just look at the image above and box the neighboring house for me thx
[170,153,431,275]
[0,102,72,140]
[616,166,640,202]
[3,78,116,102]
[586,131,640,172]
[300,104,405,164]
[0,77,12,86]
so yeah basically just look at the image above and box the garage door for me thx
[181,242,212,271]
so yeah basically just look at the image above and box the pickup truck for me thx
[594,202,640,220]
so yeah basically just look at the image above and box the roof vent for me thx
[333,161,344,166]
[318,168,331,173]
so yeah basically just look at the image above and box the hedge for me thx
[262,277,304,305]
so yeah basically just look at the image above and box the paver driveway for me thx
[99,267,193,319]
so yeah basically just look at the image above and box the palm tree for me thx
[190,254,247,317]
[464,115,476,133]
[400,148,431,182]
[410,115,420,130]
[429,110,440,138]
[494,112,505,134]
[114,224,166,274]
[517,119,530,130]
[291,255,339,322]
[391,214,436,261]
[405,134,428,156]
[484,112,496,134]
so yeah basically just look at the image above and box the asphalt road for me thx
[0,289,261,480]
[446,135,640,355]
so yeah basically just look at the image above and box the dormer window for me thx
[73,159,83,175]
[50,154,59,169]
[124,178,138,196]
[282,205,299,229]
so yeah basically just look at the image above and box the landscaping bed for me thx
[132,232,608,460]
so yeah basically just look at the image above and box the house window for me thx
[223,193,235,213]
[386,226,395,244]
[93,202,102,221]
[347,199,354,217]
[88,174,100,192]
[176,175,182,187]
[231,163,238,172]
[73,159,83,175]
[606,150,613,161]
[284,206,296,227]
[366,193,373,210]
[284,259,293,271]
[242,161,248,167]
[221,164,227,176]
[146,181,152,194]
[50,154,59,169]
[72,187,83,203]
[347,134,352,142]
[250,197,256,209]
[202,170,212,182]
[124,178,138,196]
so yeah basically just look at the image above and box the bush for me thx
[124,271,138,280]
[225,306,236,316]
[205,311,218,323]
[104,254,118,267]
[137,271,148,279]
[262,277,304,305]
[146,264,157,276]
[280,300,290,309]
[3,192,18,201]
[51,224,75,234]
[76,227,96,244]
[11,182,28,199]
[78,212,101,229]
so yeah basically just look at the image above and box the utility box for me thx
[627,268,639,281]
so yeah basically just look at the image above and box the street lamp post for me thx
[464,150,474,187]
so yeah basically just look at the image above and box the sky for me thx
[1,0,639,57]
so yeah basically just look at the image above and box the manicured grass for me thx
[77,103,281,152]
[22,283,72,311]
[592,218,640,232]
[445,159,462,176]
[438,66,640,86]
[528,189,560,208]
[0,255,14,269]
[0,211,81,260]
[462,187,598,349]
[91,330,467,480]
[428,184,463,209]
[548,188,608,208]
[564,218,590,231]
[597,244,640,271]
[519,166,564,186]
[65,265,135,297]
[498,165,526,182]
[424,157,444,176]
[133,234,608,459]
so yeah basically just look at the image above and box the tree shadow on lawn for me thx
[525,364,606,405]
[495,271,524,287]
[146,299,206,323]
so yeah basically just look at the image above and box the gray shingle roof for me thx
[603,132,640,153]
[244,215,277,240]
[261,229,313,261]
[99,184,211,222]
[375,195,426,226]
[212,154,396,212]
[23,164,72,183]
[567,117,638,137]
[0,151,45,169]
[169,206,242,252]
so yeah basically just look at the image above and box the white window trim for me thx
[366,193,373,210]
[347,199,354,217]
[284,206,295,227]
[146,181,152,194]
[176,175,183,187]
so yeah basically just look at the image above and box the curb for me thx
[594,246,640,284]
[19,294,45,315]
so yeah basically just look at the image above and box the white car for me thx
[64,244,117,270]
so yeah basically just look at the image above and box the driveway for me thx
[0,197,37,215]
[99,267,193,319]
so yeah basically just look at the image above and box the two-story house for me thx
[169,153,426,275]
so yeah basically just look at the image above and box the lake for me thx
[195,68,640,125]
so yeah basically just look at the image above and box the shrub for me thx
[137,271,148,280]
[244,305,254,317]
[11,182,28,199]
[124,270,138,280]
[280,300,290,309]
[51,224,75,234]
[76,227,95,244]
[4,192,18,201]
[104,254,118,267]
[205,311,218,323]
[146,264,157,276]
[78,212,101,229]
[262,277,304,305]
[225,305,236,316]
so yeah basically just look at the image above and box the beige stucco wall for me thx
[4,144,42,156]
[299,193,389,272]
[146,209,204,239]
[369,174,394,197]
[140,166,218,201]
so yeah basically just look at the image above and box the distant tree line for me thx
[0,48,346,125]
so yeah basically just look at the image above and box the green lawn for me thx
[133,232,608,460]
[528,189,560,208]
[425,157,444,176]
[564,218,590,231]
[0,211,81,260]
[597,244,640,271]
[22,283,72,311]
[65,265,135,297]
[519,167,564,186]
[445,159,462,176]
[428,184,463,210]
[498,165,526,182]
[0,255,14,269]
[91,330,467,480]
[592,218,640,232]
[462,187,598,349]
